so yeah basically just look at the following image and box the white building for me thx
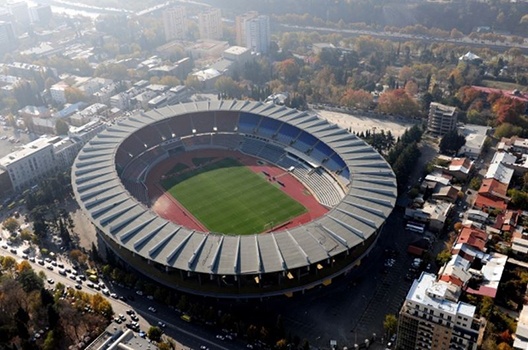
[50,81,69,104]
[198,8,222,40]
[0,136,58,192]
[110,92,131,111]
[223,46,251,64]
[246,15,270,54]
[68,118,106,145]
[235,11,258,46]
[163,6,186,41]
[397,272,482,350]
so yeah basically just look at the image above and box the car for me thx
[138,331,146,338]
[44,258,51,263]
[29,257,35,262]
[135,290,143,296]
[1,244,7,249]
[216,335,225,341]
[51,261,57,267]
[69,274,77,280]
[22,254,28,259]
[57,263,64,268]
[110,293,118,299]
[78,275,86,281]
[46,265,53,271]
[146,295,154,300]
[113,317,122,324]
[37,259,45,265]
[75,284,82,290]
[119,296,127,302]
[102,289,110,296]
[93,285,101,291]
[148,306,157,313]
[119,314,126,321]
[9,248,16,254]
[87,282,94,288]
[75,277,83,283]
[64,268,71,274]
[157,321,166,328]
[200,346,209,350]
[126,309,135,315]
[47,278,54,284]
[130,314,139,321]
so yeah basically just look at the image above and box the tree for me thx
[3,218,19,234]
[64,86,87,104]
[494,123,523,139]
[215,76,242,99]
[55,119,69,135]
[383,314,398,336]
[184,75,201,91]
[439,130,466,155]
[469,177,482,191]
[148,326,163,342]
[340,89,373,110]
[492,96,526,124]
[377,89,421,117]
[436,249,452,266]
[498,343,512,350]
[275,58,300,84]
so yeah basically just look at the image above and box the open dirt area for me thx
[314,108,418,138]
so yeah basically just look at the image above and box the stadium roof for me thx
[72,101,397,276]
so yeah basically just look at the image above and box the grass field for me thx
[161,158,306,235]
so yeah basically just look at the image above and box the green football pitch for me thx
[161,158,307,235]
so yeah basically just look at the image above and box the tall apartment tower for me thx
[397,273,482,350]
[163,7,187,42]
[235,11,258,46]
[8,1,30,27]
[427,102,458,136]
[246,15,270,54]
[198,8,222,40]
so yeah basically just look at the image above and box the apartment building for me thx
[427,102,458,136]
[163,6,186,41]
[397,273,482,350]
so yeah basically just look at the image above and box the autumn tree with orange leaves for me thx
[377,89,421,117]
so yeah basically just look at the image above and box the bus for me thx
[406,222,425,234]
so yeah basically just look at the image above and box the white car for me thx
[148,306,157,313]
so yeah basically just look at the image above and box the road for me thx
[0,245,249,350]
[279,23,528,54]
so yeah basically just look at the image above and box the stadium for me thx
[71,100,397,298]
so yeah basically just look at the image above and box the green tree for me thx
[439,130,466,156]
[469,177,482,191]
[3,218,19,234]
[436,249,452,266]
[383,314,398,336]
[55,119,69,135]
[148,326,163,342]
[64,86,87,104]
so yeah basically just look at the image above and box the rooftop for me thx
[407,272,475,318]
[0,136,56,167]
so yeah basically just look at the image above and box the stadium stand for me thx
[215,111,239,132]
[238,113,262,134]
[292,166,343,207]
[166,114,193,137]
[257,143,286,164]
[257,117,282,138]
[240,137,265,156]
[291,131,318,154]
[153,122,173,141]
[182,134,212,150]
[275,123,301,145]
[133,125,164,149]
[211,133,243,150]
[190,112,216,134]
